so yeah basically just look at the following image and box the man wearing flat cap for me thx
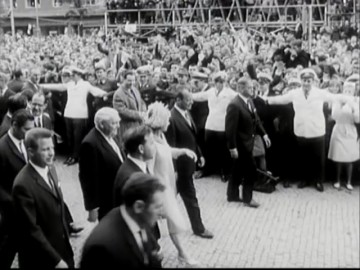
[136,67,156,106]
[263,68,354,192]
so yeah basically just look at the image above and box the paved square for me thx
[41,158,360,268]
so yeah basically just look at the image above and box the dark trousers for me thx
[0,203,16,268]
[204,130,232,176]
[176,158,205,234]
[296,136,325,184]
[65,118,88,159]
[227,150,258,203]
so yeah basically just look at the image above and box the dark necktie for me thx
[47,171,58,196]
[139,230,149,265]
[247,100,254,114]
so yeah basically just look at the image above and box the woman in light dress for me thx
[145,102,199,267]
[328,82,360,190]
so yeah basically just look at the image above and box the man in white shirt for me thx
[79,107,124,222]
[192,71,237,181]
[263,68,352,192]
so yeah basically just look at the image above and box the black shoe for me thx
[244,200,260,208]
[63,156,72,165]
[69,224,84,234]
[283,180,290,188]
[298,181,308,189]
[67,157,78,166]
[227,197,243,203]
[315,182,324,192]
[194,229,214,239]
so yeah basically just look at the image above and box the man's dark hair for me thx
[8,93,28,115]
[123,125,153,155]
[123,70,135,80]
[122,172,165,207]
[13,69,23,79]
[24,128,52,151]
[11,109,34,127]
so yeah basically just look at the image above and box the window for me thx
[53,0,74,7]
[26,0,41,8]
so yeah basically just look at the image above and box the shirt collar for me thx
[238,93,249,104]
[1,87,8,96]
[120,204,142,234]
[174,104,188,118]
[96,126,111,141]
[29,160,49,180]
[8,130,21,148]
[127,155,147,173]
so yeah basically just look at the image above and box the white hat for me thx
[257,72,272,82]
[299,68,318,80]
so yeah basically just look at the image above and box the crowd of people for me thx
[0,17,359,268]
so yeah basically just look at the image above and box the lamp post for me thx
[35,0,40,37]
[9,0,15,38]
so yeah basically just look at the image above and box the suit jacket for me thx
[225,95,266,154]
[113,86,147,142]
[113,158,142,207]
[165,107,202,174]
[0,133,27,204]
[0,88,15,123]
[80,208,161,269]
[33,114,52,130]
[93,79,118,110]
[12,164,74,268]
[0,115,11,138]
[79,128,123,218]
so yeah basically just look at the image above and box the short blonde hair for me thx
[145,102,171,130]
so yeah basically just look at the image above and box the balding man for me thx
[225,78,271,208]
[79,107,124,222]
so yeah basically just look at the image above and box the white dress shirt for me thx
[127,155,148,173]
[29,161,53,190]
[64,79,105,119]
[96,128,124,162]
[8,130,27,162]
[34,115,43,128]
[267,87,352,138]
[192,86,237,131]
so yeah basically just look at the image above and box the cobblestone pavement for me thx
[15,156,360,268]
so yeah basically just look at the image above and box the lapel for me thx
[28,164,60,201]
[173,107,196,133]
[118,211,146,264]
[95,129,121,162]
[236,95,253,117]
[5,134,26,164]
[124,88,139,110]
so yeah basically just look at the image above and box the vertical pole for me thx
[35,0,40,37]
[208,7,211,29]
[9,0,15,38]
[104,10,108,36]
[308,5,312,57]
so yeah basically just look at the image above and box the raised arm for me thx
[87,82,107,97]
[264,90,294,105]
[192,89,210,102]
[40,83,67,92]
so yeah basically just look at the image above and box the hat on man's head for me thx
[288,77,302,86]
[257,72,272,83]
[213,71,227,82]
[177,68,189,76]
[192,71,208,81]
[299,68,318,80]
[61,66,72,76]
[94,61,106,71]
[69,66,85,75]
[137,65,151,76]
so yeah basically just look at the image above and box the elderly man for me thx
[81,173,165,269]
[12,128,74,268]
[225,78,271,208]
[113,71,147,146]
[79,107,124,222]
[192,71,237,181]
[263,68,353,192]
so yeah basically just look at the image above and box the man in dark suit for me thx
[81,173,164,269]
[0,93,28,138]
[113,71,147,146]
[79,107,124,222]
[165,88,213,239]
[113,125,161,241]
[0,72,15,123]
[12,128,74,268]
[0,109,34,268]
[225,78,271,208]
[29,92,52,130]
[136,68,157,106]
